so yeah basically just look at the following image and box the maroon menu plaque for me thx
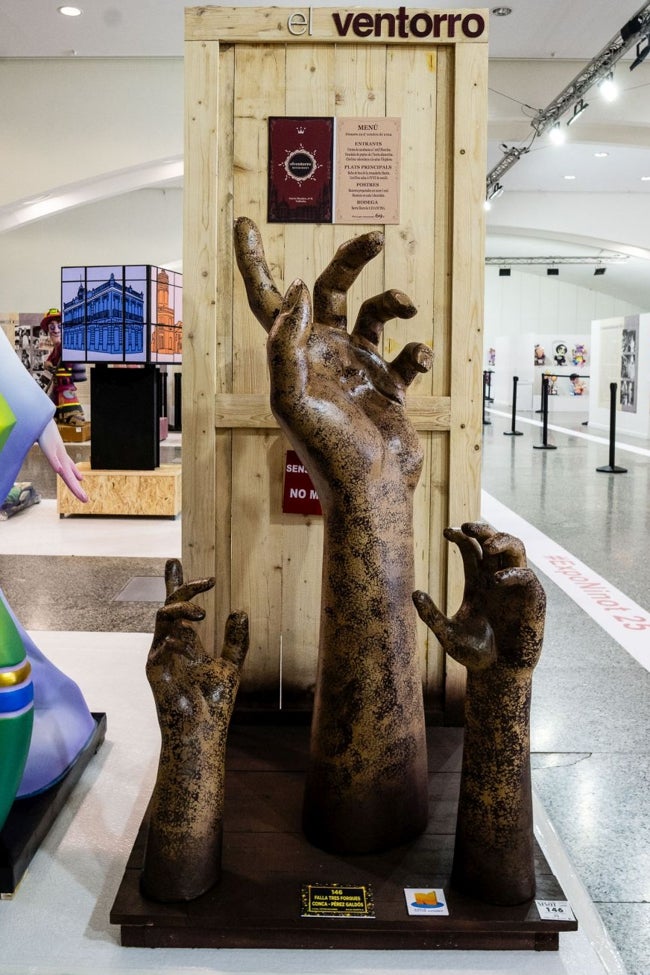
[268,117,334,223]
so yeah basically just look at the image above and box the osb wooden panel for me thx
[57,462,181,517]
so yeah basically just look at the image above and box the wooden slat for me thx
[444,40,488,721]
[214,393,451,430]
[182,37,221,651]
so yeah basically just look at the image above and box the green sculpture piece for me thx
[234,217,431,854]
[414,523,546,905]
[141,559,249,902]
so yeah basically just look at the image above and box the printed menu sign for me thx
[335,117,401,224]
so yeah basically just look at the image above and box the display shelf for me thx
[57,461,181,518]
[111,726,577,952]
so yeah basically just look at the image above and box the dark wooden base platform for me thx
[110,725,577,951]
[1,712,107,896]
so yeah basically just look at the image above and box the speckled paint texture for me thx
[235,217,431,854]
[414,524,546,905]
[141,559,249,902]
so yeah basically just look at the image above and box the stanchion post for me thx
[597,382,627,474]
[482,370,492,426]
[504,375,524,437]
[533,376,557,450]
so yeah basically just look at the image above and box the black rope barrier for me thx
[503,375,523,437]
[597,382,627,474]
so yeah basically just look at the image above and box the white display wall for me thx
[589,313,650,439]
[492,332,590,413]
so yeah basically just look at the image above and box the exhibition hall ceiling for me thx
[2,0,650,305]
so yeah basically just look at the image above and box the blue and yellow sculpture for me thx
[0,328,95,831]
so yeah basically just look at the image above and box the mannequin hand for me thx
[37,419,87,502]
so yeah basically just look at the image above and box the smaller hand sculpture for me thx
[141,559,248,902]
[413,523,546,905]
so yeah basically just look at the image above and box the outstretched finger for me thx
[391,342,433,387]
[165,577,215,606]
[221,611,250,669]
[444,526,483,588]
[313,231,384,329]
[157,600,207,624]
[234,216,283,333]
[352,289,416,346]
[412,590,454,647]
[268,279,312,376]
[164,558,183,598]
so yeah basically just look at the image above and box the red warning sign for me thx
[282,450,322,515]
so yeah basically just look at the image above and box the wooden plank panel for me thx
[231,44,287,699]
[183,37,221,651]
[280,43,336,696]
[214,44,236,635]
[445,41,488,720]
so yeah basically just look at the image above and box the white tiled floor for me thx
[2,633,617,975]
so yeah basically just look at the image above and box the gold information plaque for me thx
[301,883,375,918]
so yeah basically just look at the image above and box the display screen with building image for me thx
[61,265,182,364]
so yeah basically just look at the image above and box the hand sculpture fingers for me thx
[444,526,483,589]
[412,590,455,648]
[268,280,313,414]
[313,231,384,329]
[481,531,527,570]
[391,342,434,388]
[234,216,283,333]
[165,578,216,606]
[413,590,496,669]
[163,558,183,598]
[352,289,416,345]
[221,611,250,669]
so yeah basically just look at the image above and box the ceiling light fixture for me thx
[563,175,576,180]
[594,151,609,158]
[487,6,650,197]
[599,73,618,101]
[547,268,559,276]
[594,267,607,275]
[548,123,566,146]
[491,6,512,15]
[566,98,589,125]
[58,6,83,15]
[641,175,650,181]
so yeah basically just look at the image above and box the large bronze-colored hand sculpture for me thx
[235,217,432,854]
[413,524,546,905]
[141,559,248,902]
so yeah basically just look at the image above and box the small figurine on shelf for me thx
[534,344,545,366]
[569,373,587,396]
[553,342,567,367]
[572,344,587,368]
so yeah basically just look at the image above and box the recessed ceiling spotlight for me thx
[58,6,83,16]
[491,6,513,15]
[564,175,576,180]
[594,151,609,158]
